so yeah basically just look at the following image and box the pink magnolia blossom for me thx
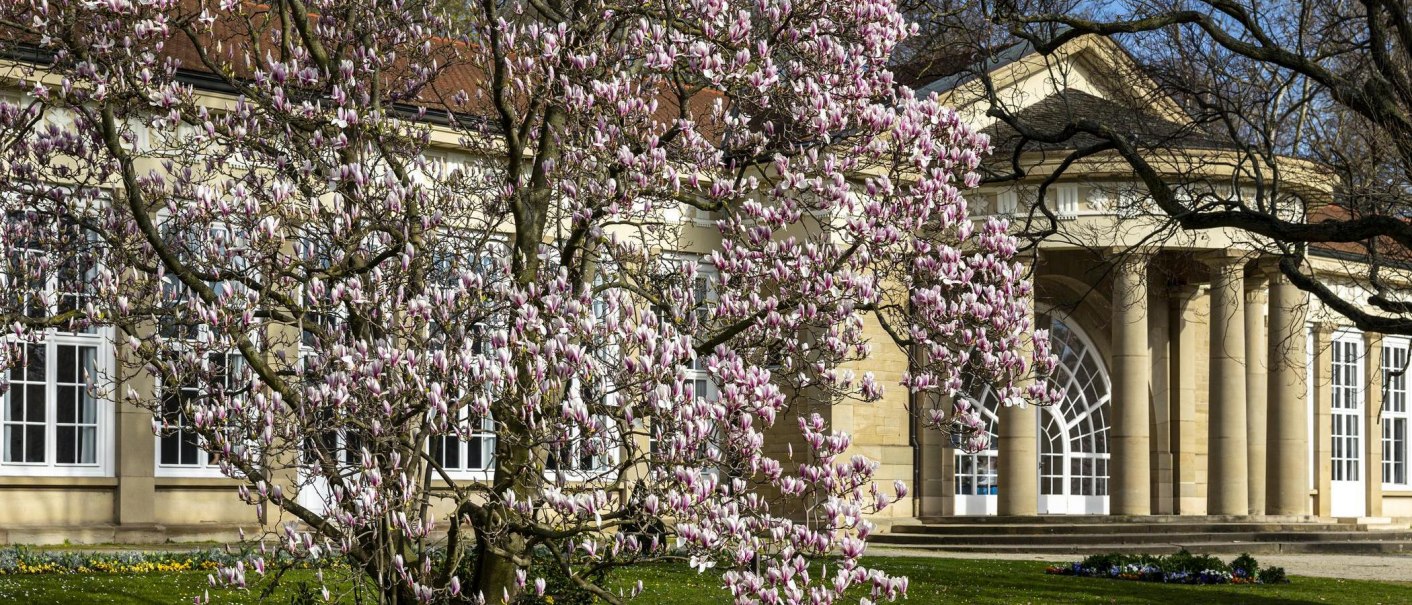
[0,0,1054,603]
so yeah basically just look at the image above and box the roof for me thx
[912,40,1034,98]
[980,88,1235,157]
[1,4,722,134]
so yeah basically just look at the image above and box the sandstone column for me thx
[1169,286,1203,514]
[114,336,158,538]
[1365,333,1385,517]
[998,254,1039,516]
[1312,324,1335,517]
[914,391,951,519]
[1245,279,1269,515]
[1111,254,1151,515]
[1205,253,1249,515]
[1265,267,1309,515]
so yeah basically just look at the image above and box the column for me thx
[1365,333,1385,517]
[1169,286,1203,514]
[1264,268,1309,515]
[1312,324,1335,517]
[1111,254,1151,515]
[114,335,159,540]
[1245,279,1269,515]
[998,254,1039,516]
[1205,253,1249,515]
[915,391,951,519]
[1149,285,1173,514]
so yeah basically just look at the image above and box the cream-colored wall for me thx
[154,484,260,526]
[0,486,113,526]
[1384,494,1412,518]
[838,314,916,519]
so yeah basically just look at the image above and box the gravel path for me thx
[870,548,1412,583]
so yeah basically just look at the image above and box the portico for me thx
[929,248,1320,518]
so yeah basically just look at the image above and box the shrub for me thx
[1258,566,1289,584]
[1047,550,1288,585]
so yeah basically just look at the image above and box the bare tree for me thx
[907,0,1412,334]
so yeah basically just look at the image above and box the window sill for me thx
[0,476,118,488]
[156,476,243,489]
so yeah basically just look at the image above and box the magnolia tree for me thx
[0,0,1054,603]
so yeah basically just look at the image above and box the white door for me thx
[296,432,355,516]
[1036,317,1111,515]
[296,466,334,515]
[1330,335,1367,517]
[953,448,998,515]
[952,313,1110,515]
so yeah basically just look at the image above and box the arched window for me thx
[954,312,1112,514]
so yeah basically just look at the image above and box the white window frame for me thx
[155,211,252,341]
[1384,336,1411,489]
[151,210,255,477]
[2,335,115,477]
[430,412,496,481]
[1,209,114,477]
[1330,330,1364,484]
[153,350,249,478]
[545,374,623,482]
[643,257,721,467]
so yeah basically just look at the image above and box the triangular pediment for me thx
[919,35,1191,134]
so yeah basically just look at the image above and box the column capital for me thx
[1108,248,1151,269]
[1198,249,1254,270]
[1168,283,1202,309]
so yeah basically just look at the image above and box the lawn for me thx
[1,556,1410,604]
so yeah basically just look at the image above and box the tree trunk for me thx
[474,524,526,604]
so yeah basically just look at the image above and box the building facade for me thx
[852,35,1412,522]
[0,35,1405,547]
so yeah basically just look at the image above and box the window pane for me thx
[180,431,200,466]
[58,345,75,383]
[25,344,44,381]
[161,430,181,465]
[25,385,43,422]
[24,425,44,462]
[57,386,75,424]
[77,426,95,464]
[5,389,20,421]
[57,426,75,464]
[3,426,16,462]
[79,387,95,424]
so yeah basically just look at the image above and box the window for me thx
[692,266,718,328]
[156,352,246,475]
[643,258,720,468]
[648,354,720,468]
[1385,338,1410,487]
[431,415,496,476]
[1331,335,1362,483]
[547,380,621,479]
[157,215,249,341]
[1,213,111,477]
[547,419,620,478]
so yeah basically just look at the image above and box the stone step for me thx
[912,514,1323,525]
[888,522,1380,536]
[872,541,1412,556]
[873,531,1412,547]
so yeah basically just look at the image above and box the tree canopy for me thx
[0,1,1050,603]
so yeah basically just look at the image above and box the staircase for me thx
[873,516,1412,555]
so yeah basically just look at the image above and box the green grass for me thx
[1,556,1410,604]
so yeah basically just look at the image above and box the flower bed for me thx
[1045,551,1289,585]
[0,547,311,576]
